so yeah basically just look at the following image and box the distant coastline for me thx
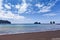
[0,20,11,24]
[34,21,60,25]
[0,20,60,25]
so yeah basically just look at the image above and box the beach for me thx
[0,30,60,40]
[0,0,60,40]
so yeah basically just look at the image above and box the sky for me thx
[0,0,60,24]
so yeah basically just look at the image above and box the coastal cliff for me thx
[0,20,11,24]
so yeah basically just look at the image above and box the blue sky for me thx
[0,0,60,24]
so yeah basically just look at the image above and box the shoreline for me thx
[0,30,60,40]
[0,30,59,35]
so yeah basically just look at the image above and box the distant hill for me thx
[0,20,11,24]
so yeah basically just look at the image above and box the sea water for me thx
[0,24,60,35]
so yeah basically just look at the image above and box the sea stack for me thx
[34,22,41,24]
[50,21,53,24]
[0,20,11,24]
[53,21,55,24]
[50,21,55,24]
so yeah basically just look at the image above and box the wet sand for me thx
[0,30,60,40]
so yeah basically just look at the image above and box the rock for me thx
[34,22,41,24]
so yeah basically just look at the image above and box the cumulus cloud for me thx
[39,6,51,13]
[18,3,28,14]
[0,11,25,19]
[3,0,29,14]
[4,4,11,9]
[35,3,44,8]
[12,0,58,14]
[0,10,25,23]
[15,4,21,9]
[15,0,28,14]
[37,0,58,13]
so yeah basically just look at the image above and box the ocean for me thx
[0,24,60,35]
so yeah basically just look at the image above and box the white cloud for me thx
[0,11,25,19]
[15,0,28,14]
[4,4,11,9]
[7,12,25,19]
[39,6,51,13]
[0,0,3,9]
[15,0,58,14]
[43,13,56,16]
[18,0,28,14]
[0,0,25,20]
[18,3,28,14]
[38,0,58,13]
[0,10,26,24]
[35,3,44,8]
[15,4,21,9]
